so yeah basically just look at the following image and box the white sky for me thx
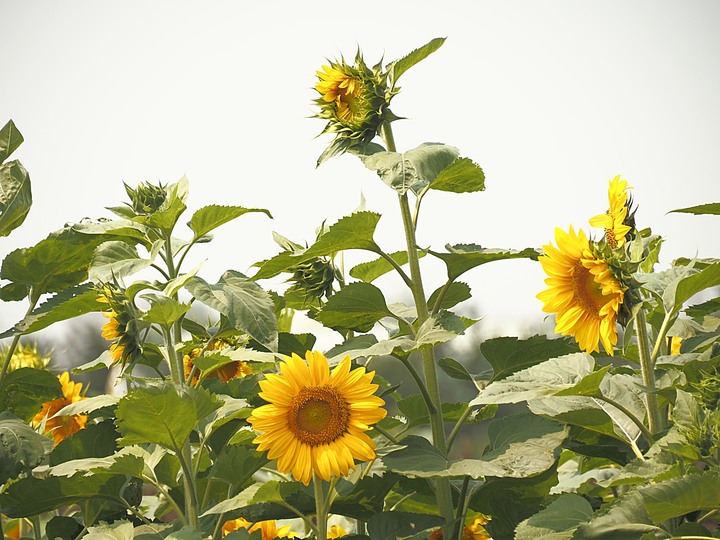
[1,1,719,348]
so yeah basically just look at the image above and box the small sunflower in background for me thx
[32,372,87,445]
[183,339,252,386]
[222,517,297,539]
[537,226,625,355]
[248,350,387,486]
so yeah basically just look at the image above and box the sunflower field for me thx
[1,38,719,540]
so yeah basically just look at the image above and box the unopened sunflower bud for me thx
[286,257,336,301]
[124,181,168,215]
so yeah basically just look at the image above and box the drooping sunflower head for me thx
[32,372,88,445]
[537,226,626,355]
[286,257,337,302]
[589,175,636,249]
[314,52,392,165]
[97,285,143,367]
[248,350,387,485]
[2,341,51,372]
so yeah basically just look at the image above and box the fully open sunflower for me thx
[222,518,296,539]
[537,226,625,355]
[589,175,635,248]
[32,372,88,445]
[248,350,386,485]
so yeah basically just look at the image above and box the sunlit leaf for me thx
[361,143,459,195]
[350,250,419,283]
[669,202,720,215]
[188,205,271,239]
[0,283,101,338]
[0,119,24,162]
[84,521,135,540]
[387,36,446,86]
[116,382,220,452]
[415,310,468,348]
[186,270,278,351]
[0,160,31,237]
[252,212,382,280]
[429,157,485,193]
[89,240,159,282]
[141,294,191,327]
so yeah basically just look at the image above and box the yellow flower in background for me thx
[328,524,348,538]
[222,518,296,539]
[428,514,491,540]
[589,175,634,248]
[2,342,50,372]
[183,339,252,385]
[248,351,387,486]
[670,336,683,355]
[32,372,87,445]
[537,226,625,355]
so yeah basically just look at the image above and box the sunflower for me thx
[537,226,625,355]
[32,372,88,445]
[97,286,142,366]
[222,518,296,539]
[2,342,50,372]
[247,351,387,486]
[328,524,348,538]
[589,175,634,248]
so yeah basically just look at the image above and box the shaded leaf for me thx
[89,240,158,282]
[430,243,541,281]
[641,470,720,523]
[49,419,120,466]
[437,357,473,381]
[427,281,471,311]
[0,412,52,484]
[515,493,593,540]
[0,119,24,162]
[0,368,62,422]
[366,511,443,540]
[312,282,392,332]
[480,334,578,381]
[350,250,418,283]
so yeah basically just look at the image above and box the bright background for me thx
[2,1,719,354]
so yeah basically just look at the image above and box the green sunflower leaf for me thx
[1,227,112,295]
[0,368,62,422]
[141,294,191,327]
[133,176,189,233]
[89,240,161,282]
[0,160,32,237]
[514,493,594,540]
[350,250,422,283]
[311,282,392,333]
[188,205,272,239]
[71,218,151,247]
[366,511,443,540]
[360,143,459,195]
[115,382,220,452]
[0,119,24,162]
[185,270,278,351]
[0,412,53,485]
[252,212,382,280]
[429,244,541,281]
[427,281,471,311]
[429,157,485,194]
[415,310,469,348]
[637,260,720,314]
[0,283,100,339]
[387,36,446,86]
[480,334,578,381]
[669,202,720,215]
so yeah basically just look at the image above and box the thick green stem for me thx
[313,473,328,540]
[635,310,663,434]
[380,121,455,534]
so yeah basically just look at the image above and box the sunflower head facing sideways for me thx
[247,350,387,485]
[537,226,626,355]
[589,175,636,249]
[32,372,88,445]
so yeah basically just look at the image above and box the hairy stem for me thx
[635,309,663,434]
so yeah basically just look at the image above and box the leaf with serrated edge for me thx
[388,37,446,85]
[188,205,271,239]
[430,243,540,281]
[669,202,720,215]
[0,160,32,237]
[430,157,485,193]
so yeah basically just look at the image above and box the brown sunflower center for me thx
[572,262,605,317]
[288,385,350,446]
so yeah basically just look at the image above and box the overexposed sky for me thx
[1,1,719,347]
